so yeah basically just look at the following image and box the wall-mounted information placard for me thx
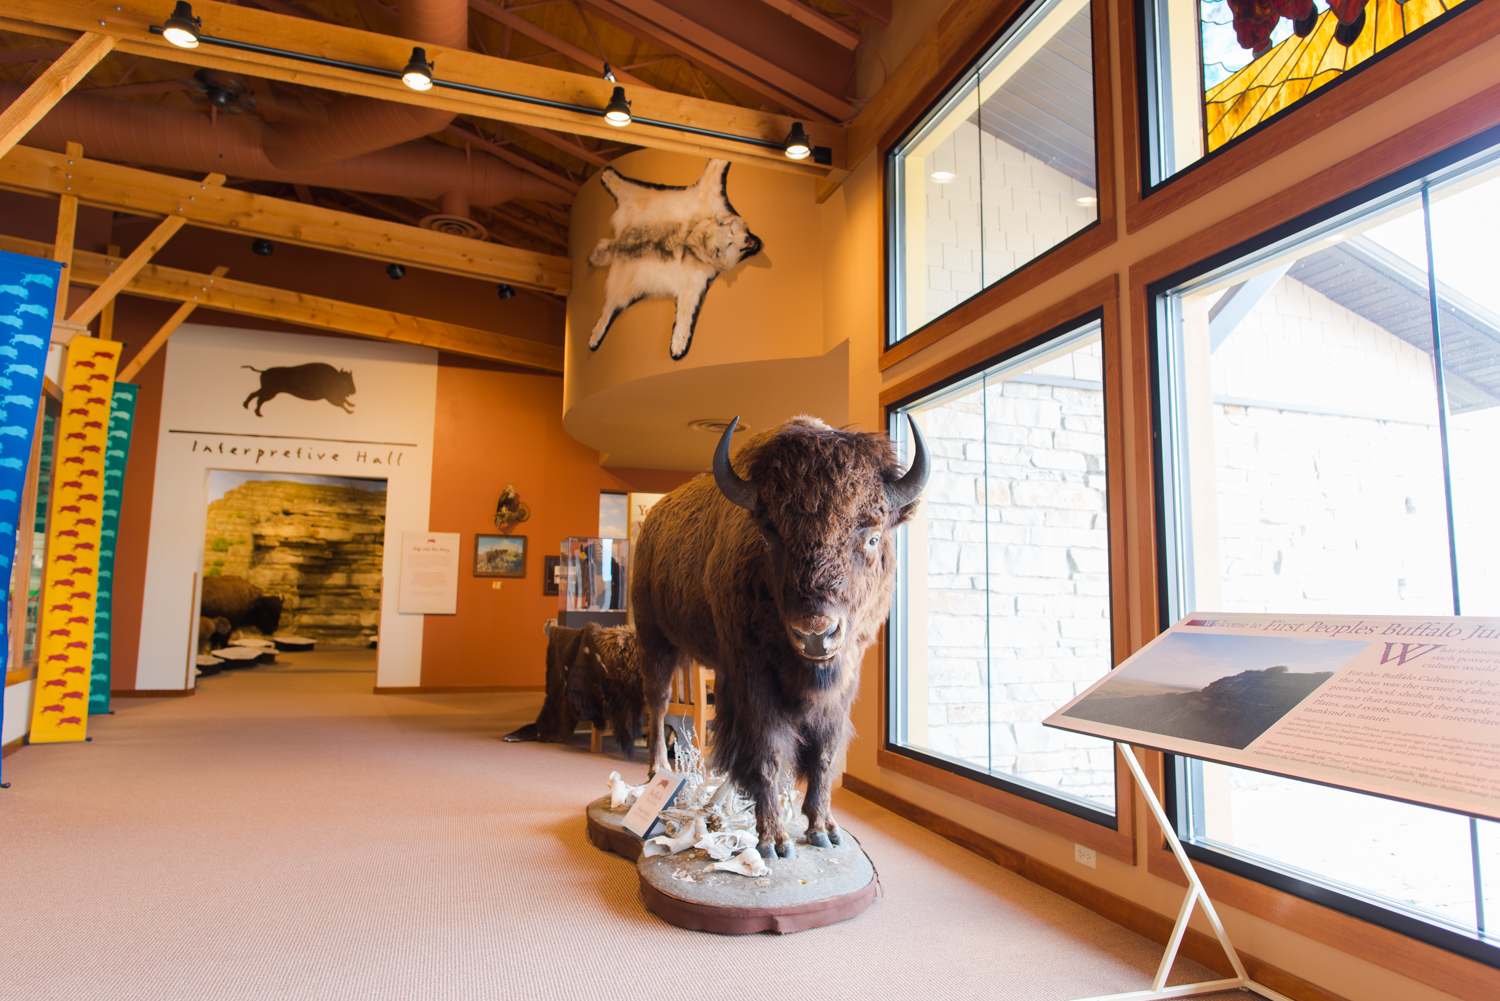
[397,532,459,615]
[1045,613,1500,821]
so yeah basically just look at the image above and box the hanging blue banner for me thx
[0,249,62,787]
[90,382,138,715]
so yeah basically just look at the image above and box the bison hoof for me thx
[758,841,775,860]
[827,828,844,846]
[807,830,831,849]
[777,841,797,859]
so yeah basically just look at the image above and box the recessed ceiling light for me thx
[688,419,748,434]
[162,1,202,48]
[1076,195,1097,206]
[930,171,955,184]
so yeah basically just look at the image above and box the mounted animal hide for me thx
[587,159,762,361]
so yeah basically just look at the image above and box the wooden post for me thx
[0,32,115,160]
[116,266,230,384]
[98,244,119,340]
[51,141,82,323]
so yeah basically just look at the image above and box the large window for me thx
[887,0,1098,344]
[1141,0,1479,186]
[889,318,1116,821]
[1155,144,1500,959]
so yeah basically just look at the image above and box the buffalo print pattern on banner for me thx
[29,337,121,744]
[89,382,138,715]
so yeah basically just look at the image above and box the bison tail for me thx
[587,240,616,268]
[240,365,265,373]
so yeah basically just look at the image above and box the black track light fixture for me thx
[386,263,406,280]
[162,1,202,49]
[604,86,632,127]
[496,284,515,300]
[251,238,273,257]
[783,122,812,161]
[402,47,434,92]
[602,62,616,84]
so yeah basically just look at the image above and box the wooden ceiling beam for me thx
[117,264,231,382]
[0,145,572,293]
[753,0,861,50]
[2,1,844,174]
[0,31,115,160]
[507,121,609,168]
[468,0,656,91]
[0,233,565,372]
[581,0,853,121]
[67,172,224,325]
[835,0,889,28]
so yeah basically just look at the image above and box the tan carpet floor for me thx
[0,650,1239,1000]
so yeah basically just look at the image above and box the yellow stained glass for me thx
[1205,0,1470,151]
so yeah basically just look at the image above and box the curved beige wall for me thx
[563,149,846,470]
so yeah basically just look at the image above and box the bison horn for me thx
[884,414,930,511]
[712,417,756,512]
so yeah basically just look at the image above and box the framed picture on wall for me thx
[542,555,561,596]
[474,534,526,577]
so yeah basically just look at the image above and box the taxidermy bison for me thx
[242,362,356,416]
[633,414,928,859]
[587,158,762,361]
[504,622,644,758]
[201,575,284,636]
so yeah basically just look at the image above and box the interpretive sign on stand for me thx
[1046,611,1500,1001]
[397,532,459,614]
[1046,612,1500,821]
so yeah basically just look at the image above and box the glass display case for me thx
[558,536,629,627]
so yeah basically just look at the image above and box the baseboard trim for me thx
[839,772,1351,1001]
[372,685,546,694]
[2,735,24,758]
[111,689,196,698]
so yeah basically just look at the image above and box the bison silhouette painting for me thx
[242,363,356,416]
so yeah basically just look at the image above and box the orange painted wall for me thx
[418,355,694,689]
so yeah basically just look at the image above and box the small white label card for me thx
[622,771,687,839]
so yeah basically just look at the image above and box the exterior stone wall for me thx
[917,341,1116,808]
[921,121,1097,325]
[203,481,386,645]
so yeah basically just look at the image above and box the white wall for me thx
[3,678,32,746]
[137,325,437,690]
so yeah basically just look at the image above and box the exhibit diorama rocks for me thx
[201,481,386,645]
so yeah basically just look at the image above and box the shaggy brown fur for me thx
[505,623,644,758]
[200,576,283,636]
[632,416,919,858]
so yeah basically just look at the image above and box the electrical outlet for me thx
[1074,844,1097,869]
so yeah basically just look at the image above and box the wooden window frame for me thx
[1120,0,1500,235]
[877,276,1140,866]
[1124,100,1500,996]
[877,0,1119,372]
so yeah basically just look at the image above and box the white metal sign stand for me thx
[1075,744,1294,1001]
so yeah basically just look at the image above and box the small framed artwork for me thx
[542,555,561,596]
[474,534,526,577]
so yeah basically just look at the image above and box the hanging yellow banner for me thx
[29,337,121,744]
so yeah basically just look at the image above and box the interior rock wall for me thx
[202,481,386,645]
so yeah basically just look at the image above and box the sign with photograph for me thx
[397,532,459,614]
[1045,613,1500,821]
[474,534,526,578]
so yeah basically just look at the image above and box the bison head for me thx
[249,594,284,636]
[713,415,927,671]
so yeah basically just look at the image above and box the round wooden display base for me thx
[584,795,878,935]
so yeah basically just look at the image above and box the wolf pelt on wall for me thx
[587,159,762,361]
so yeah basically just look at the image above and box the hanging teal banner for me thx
[89,381,138,715]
